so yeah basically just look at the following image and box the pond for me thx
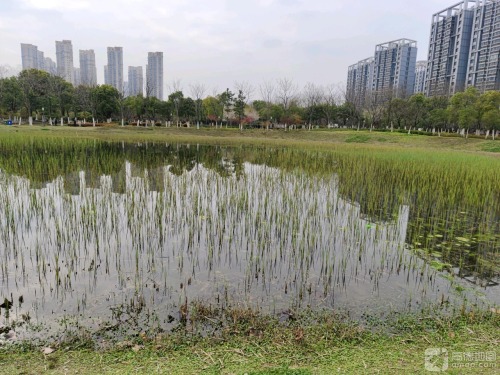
[0,140,498,341]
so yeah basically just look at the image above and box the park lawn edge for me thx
[0,310,499,374]
[1,125,499,156]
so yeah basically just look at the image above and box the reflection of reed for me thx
[0,163,488,327]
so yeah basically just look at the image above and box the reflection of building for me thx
[146,52,163,99]
[414,61,427,94]
[79,50,97,87]
[106,47,124,93]
[128,66,143,96]
[56,40,75,85]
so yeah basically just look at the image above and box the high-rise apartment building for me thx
[106,47,123,93]
[73,68,81,86]
[466,0,500,92]
[37,50,45,71]
[44,57,57,75]
[128,66,143,96]
[425,1,476,97]
[79,49,97,87]
[146,52,163,99]
[56,40,74,85]
[372,39,418,103]
[414,61,428,94]
[347,57,374,108]
[20,43,39,70]
[346,39,417,107]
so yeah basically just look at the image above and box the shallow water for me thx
[0,141,498,340]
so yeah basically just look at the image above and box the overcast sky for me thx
[0,0,457,97]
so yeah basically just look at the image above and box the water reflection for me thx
[0,160,494,336]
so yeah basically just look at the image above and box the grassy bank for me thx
[1,124,499,154]
[1,310,498,374]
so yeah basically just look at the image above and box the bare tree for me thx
[302,82,324,130]
[276,77,297,130]
[169,79,183,95]
[234,81,254,104]
[322,83,343,126]
[259,80,275,130]
[189,82,207,129]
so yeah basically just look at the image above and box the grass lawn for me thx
[1,313,498,374]
[0,124,499,155]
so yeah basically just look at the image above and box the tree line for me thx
[0,69,499,136]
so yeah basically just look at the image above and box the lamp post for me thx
[42,107,44,123]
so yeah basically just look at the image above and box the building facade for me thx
[146,52,163,99]
[56,40,74,85]
[79,49,97,87]
[128,66,143,96]
[372,39,418,104]
[414,60,428,94]
[425,1,476,97]
[347,57,374,108]
[106,47,124,93]
[20,43,39,70]
[466,0,500,92]
[44,57,57,75]
[73,68,81,87]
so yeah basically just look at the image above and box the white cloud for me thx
[20,0,91,10]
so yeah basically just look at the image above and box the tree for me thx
[408,93,428,130]
[258,80,275,130]
[276,78,297,129]
[302,82,324,129]
[0,77,22,118]
[218,88,234,127]
[18,69,50,124]
[189,83,207,128]
[479,91,500,139]
[234,81,254,105]
[322,83,341,127]
[49,75,74,121]
[168,91,184,126]
[234,90,246,130]
[180,97,196,124]
[94,85,119,120]
[449,87,480,137]
[203,96,222,126]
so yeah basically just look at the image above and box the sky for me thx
[0,0,458,98]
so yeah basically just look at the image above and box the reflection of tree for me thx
[0,140,246,186]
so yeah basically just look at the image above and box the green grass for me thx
[1,125,499,154]
[345,134,371,143]
[1,312,498,374]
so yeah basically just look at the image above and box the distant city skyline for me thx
[0,0,476,94]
